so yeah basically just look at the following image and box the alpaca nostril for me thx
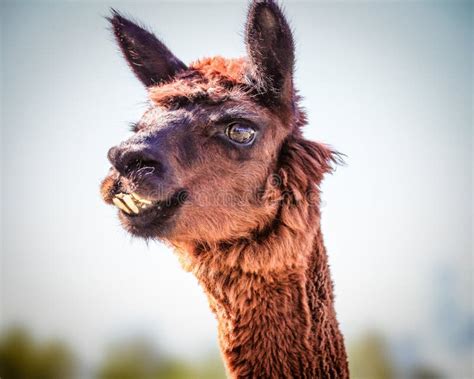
[124,158,160,176]
[109,147,162,178]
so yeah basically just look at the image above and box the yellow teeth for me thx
[122,194,140,214]
[112,197,131,214]
[112,192,154,214]
[132,192,152,204]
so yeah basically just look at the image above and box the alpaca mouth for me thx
[112,190,186,216]
[112,189,187,234]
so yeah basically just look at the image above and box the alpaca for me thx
[100,1,349,377]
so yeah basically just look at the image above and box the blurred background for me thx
[1,0,472,378]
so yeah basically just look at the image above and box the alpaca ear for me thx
[108,10,187,87]
[245,0,295,103]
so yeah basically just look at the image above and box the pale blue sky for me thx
[1,0,472,376]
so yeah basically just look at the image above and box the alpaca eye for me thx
[225,123,256,144]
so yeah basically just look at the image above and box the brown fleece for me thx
[148,57,247,107]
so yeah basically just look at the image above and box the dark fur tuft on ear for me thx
[245,0,295,104]
[108,9,186,87]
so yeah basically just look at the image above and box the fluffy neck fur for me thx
[175,136,349,378]
[197,229,348,378]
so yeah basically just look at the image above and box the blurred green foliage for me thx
[410,366,444,379]
[0,327,77,379]
[0,326,226,379]
[348,332,395,379]
[96,337,226,379]
[348,331,445,379]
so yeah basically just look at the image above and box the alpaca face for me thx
[101,2,296,244]
[101,89,287,242]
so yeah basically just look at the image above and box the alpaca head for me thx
[101,1,336,247]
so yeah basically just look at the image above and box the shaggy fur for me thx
[101,1,349,377]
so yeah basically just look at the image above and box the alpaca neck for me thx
[186,222,349,378]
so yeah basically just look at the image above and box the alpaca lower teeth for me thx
[122,194,140,214]
[112,192,161,215]
[112,197,131,214]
